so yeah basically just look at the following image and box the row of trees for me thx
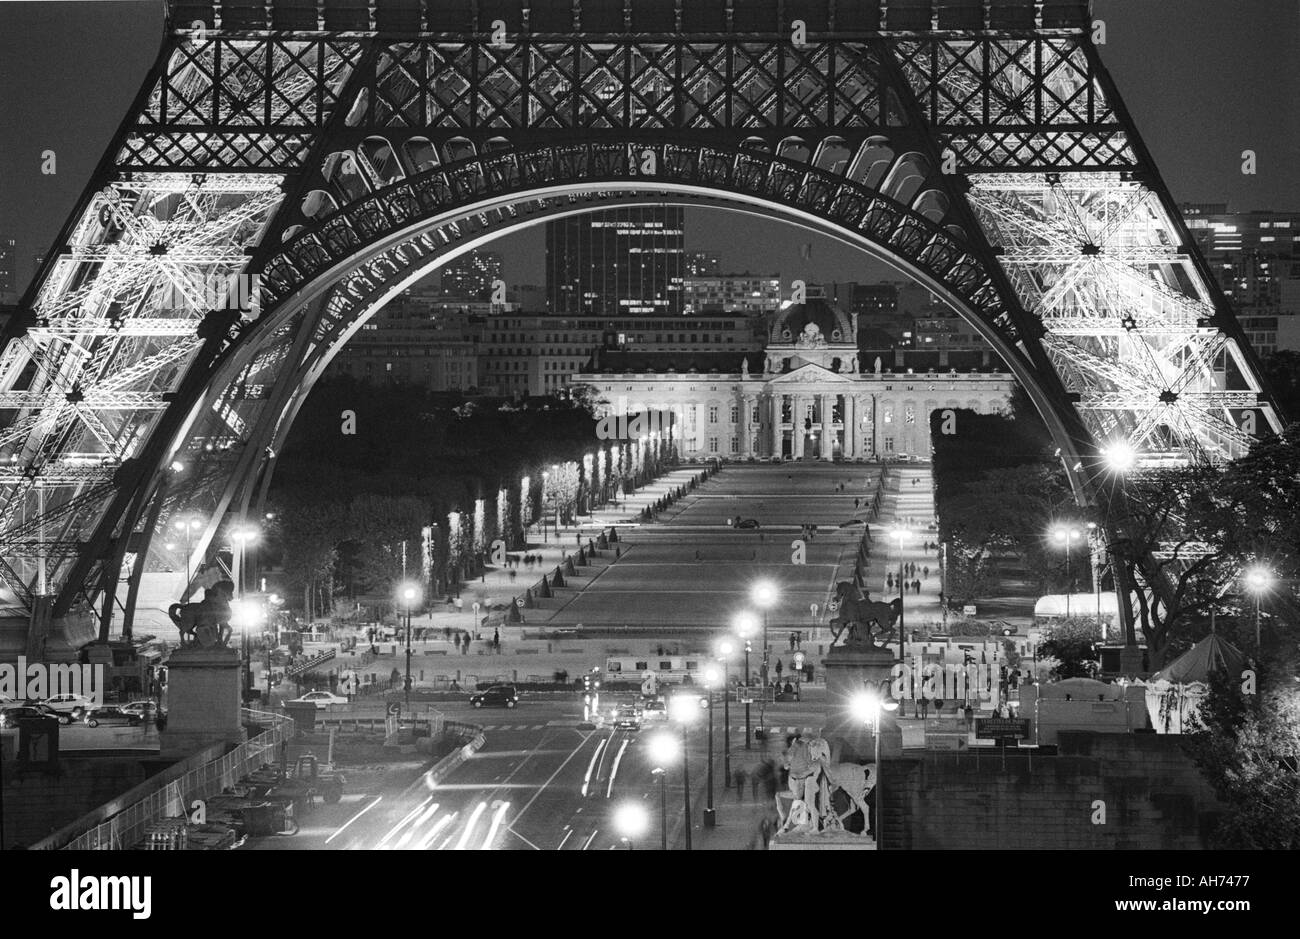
[265,378,672,620]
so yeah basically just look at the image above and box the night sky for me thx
[0,0,1295,294]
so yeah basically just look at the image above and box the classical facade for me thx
[579,301,1017,460]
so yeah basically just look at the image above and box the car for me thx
[120,700,166,720]
[613,706,642,731]
[736,518,761,530]
[640,700,667,722]
[1,704,72,727]
[82,707,144,728]
[469,685,518,709]
[41,693,96,718]
[1,697,72,728]
[288,690,349,709]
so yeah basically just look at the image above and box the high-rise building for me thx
[686,251,722,277]
[1180,204,1300,353]
[681,272,782,316]
[546,207,685,316]
[440,249,503,301]
[0,237,16,304]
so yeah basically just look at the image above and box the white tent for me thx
[1139,634,1245,734]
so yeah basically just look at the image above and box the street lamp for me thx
[398,581,421,712]
[648,732,678,850]
[716,640,734,788]
[1086,522,1101,624]
[733,611,759,749]
[702,665,720,827]
[669,693,700,850]
[230,525,260,598]
[1244,566,1272,651]
[850,687,898,847]
[612,802,649,850]
[891,526,909,665]
[792,650,805,701]
[230,598,265,701]
[750,581,778,735]
[1052,526,1083,616]
[1101,441,1136,474]
[171,515,203,588]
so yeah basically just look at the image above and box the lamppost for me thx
[792,650,805,701]
[733,611,758,749]
[648,732,677,850]
[230,598,265,701]
[669,693,700,850]
[751,581,778,734]
[171,515,203,588]
[850,687,898,847]
[1244,566,1272,652]
[1052,526,1083,616]
[1086,521,1101,625]
[891,526,909,663]
[230,525,260,598]
[715,640,734,787]
[541,470,550,543]
[612,802,649,850]
[399,581,420,711]
[702,665,720,827]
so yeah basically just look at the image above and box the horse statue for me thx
[827,581,902,648]
[168,581,235,649]
[809,736,876,836]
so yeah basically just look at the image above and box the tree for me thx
[1038,617,1102,679]
[1184,654,1300,849]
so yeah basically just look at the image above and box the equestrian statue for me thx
[826,581,902,648]
[168,580,236,649]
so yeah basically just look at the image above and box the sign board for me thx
[386,702,400,717]
[962,605,977,616]
[927,734,968,752]
[974,717,1029,740]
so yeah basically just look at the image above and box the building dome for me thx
[770,299,855,346]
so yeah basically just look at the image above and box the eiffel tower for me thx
[0,0,1281,642]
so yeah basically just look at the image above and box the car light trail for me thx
[375,796,434,848]
[581,829,600,850]
[394,803,441,849]
[479,801,512,849]
[325,796,381,845]
[605,739,630,798]
[415,813,455,849]
[453,801,488,850]
[580,738,607,797]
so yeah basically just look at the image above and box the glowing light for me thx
[1101,441,1136,473]
[647,731,678,767]
[733,611,759,638]
[1244,566,1273,593]
[751,581,778,608]
[850,691,880,725]
[612,802,649,841]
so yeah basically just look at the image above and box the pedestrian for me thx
[913,579,921,594]
[775,659,784,681]
[921,696,930,718]
[854,497,860,508]
[963,704,974,730]
[887,571,894,590]
[492,627,500,652]
[789,632,796,652]
[923,565,930,580]
[734,768,747,799]
[759,816,773,849]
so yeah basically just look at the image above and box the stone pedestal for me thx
[822,643,902,761]
[159,647,245,759]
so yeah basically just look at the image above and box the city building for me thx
[685,251,721,276]
[480,312,763,396]
[440,249,503,301]
[0,236,16,305]
[681,271,783,316]
[578,299,1016,460]
[546,206,685,315]
[1181,204,1300,353]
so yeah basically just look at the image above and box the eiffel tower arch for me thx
[0,0,1282,642]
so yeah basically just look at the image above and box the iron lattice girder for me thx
[120,29,1132,172]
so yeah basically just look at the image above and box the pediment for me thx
[767,363,859,384]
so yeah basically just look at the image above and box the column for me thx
[793,395,805,458]
[741,393,753,457]
[845,394,856,458]
[820,393,833,460]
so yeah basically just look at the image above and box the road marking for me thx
[581,829,600,850]
[557,827,574,850]
[325,795,382,845]
[480,801,511,849]
[394,802,441,849]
